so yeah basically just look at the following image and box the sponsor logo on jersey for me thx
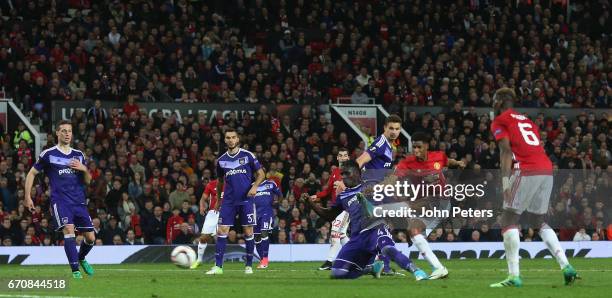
[226,168,247,176]
[256,191,271,197]
[58,168,76,175]
[384,162,392,168]
[510,113,528,120]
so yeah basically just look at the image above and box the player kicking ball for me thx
[191,178,222,269]
[394,131,466,279]
[24,120,95,279]
[253,177,283,268]
[206,128,265,275]
[302,160,428,281]
[489,88,579,287]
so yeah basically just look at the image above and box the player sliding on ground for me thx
[207,128,265,275]
[253,176,283,268]
[191,178,222,269]
[310,148,350,271]
[489,87,579,287]
[24,120,95,279]
[302,160,428,280]
[394,131,466,279]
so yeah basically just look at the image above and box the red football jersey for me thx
[204,179,223,210]
[316,167,342,205]
[490,109,552,175]
[396,151,448,188]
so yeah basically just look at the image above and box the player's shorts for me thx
[219,201,256,226]
[331,211,350,236]
[50,202,94,232]
[254,212,273,234]
[201,210,219,235]
[504,174,553,215]
[332,224,394,271]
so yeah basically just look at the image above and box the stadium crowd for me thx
[0,0,610,246]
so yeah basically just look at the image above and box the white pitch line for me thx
[0,295,87,298]
[9,268,612,274]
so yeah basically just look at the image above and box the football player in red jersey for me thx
[310,148,350,270]
[191,178,223,269]
[489,87,578,287]
[395,131,465,280]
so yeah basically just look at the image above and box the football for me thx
[170,246,197,268]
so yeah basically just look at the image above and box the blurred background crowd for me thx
[0,0,609,246]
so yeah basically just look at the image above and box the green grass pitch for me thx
[0,258,610,298]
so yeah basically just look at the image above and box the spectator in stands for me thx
[573,228,592,241]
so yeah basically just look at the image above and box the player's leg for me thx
[408,218,447,279]
[491,173,542,287]
[321,211,348,270]
[51,203,82,278]
[240,203,257,274]
[376,225,427,281]
[490,210,522,287]
[63,225,82,278]
[254,224,263,259]
[527,176,578,285]
[74,205,95,276]
[206,205,235,274]
[256,215,272,269]
[330,235,373,279]
[194,210,218,269]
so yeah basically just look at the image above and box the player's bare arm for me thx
[248,168,265,197]
[199,191,209,215]
[448,159,466,168]
[24,166,40,212]
[498,138,513,193]
[301,193,343,221]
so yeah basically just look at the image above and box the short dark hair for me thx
[412,131,431,143]
[385,114,402,125]
[338,147,349,153]
[56,120,72,131]
[224,127,237,136]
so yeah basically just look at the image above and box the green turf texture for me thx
[0,258,609,298]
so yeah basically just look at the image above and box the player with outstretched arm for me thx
[302,160,428,280]
[394,131,466,279]
[24,120,96,279]
[353,114,402,274]
[310,148,350,270]
[206,128,265,275]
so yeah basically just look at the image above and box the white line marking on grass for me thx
[0,295,89,298]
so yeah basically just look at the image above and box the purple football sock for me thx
[64,235,79,272]
[215,235,227,267]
